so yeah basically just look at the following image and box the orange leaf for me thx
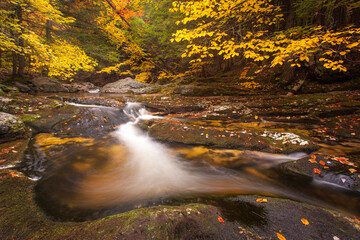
[313,168,321,174]
[277,232,286,240]
[310,155,316,159]
[308,159,317,164]
[319,161,325,166]
[349,168,357,173]
[301,218,309,225]
[218,216,224,223]
[256,198,268,203]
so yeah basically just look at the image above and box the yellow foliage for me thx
[30,38,97,79]
[172,0,359,75]
[239,81,261,89]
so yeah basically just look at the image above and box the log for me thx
[286,79,306,97]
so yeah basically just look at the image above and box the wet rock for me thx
[29,77,69,93]
[101,77,153,93]
[0,112,26,143]
[280,154,360,191]
[139,119,318,154]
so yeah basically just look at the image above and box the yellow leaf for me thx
[277,232,286,240]
[256,198,268,203]
[340,51,346,55]
[301,218,309,225]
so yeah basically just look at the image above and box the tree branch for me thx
[103,0,132,29]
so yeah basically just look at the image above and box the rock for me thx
[139,118,318,154]
[0,112,26,143]
[173,85,197,95]
[0,84,18,93]
[280,154,360,191]
[0,96,13,112]
[101,77,150,93]
[29,77,69,93]
[173,85,218,96]
[13,81,31,93]
[63,82,98,93]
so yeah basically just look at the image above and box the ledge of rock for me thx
[139,118,318,154]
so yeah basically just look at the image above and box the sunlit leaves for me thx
[30,38,97,80]
[171,0,283,72]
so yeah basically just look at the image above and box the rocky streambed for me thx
[0,90,359,239]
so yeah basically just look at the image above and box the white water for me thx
[67,103,306,208]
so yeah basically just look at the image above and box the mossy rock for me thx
[1,173,359,239]
[0,112,27,143]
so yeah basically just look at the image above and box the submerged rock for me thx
[0,112,26,143]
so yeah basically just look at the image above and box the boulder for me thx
[63,82,98,93]
[29,77,69,93]
[0,112,26,143]
[14,81,31,93]
[101,77,150,93]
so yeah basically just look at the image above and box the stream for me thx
[15,96,360,222]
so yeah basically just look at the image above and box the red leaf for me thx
[218,216,224,223]
[313,168,321,174]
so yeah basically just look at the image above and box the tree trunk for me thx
[18,38,25,76]
[281,61,295,85]
[16,5,25,76]
[46,20,52,42]
[12,51,18,77]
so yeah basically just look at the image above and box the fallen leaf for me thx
[277,232,286,240]
[310,155,316,159]
[349,168,357,173]
[256,198,268,203]
[313,168,321,174]
[301,218,309,225]
[319,160,325,166]
[1,149,9,154]
[308,159,317,164]
[218,216,224,223]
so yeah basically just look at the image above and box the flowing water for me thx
[17,100,360,221]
